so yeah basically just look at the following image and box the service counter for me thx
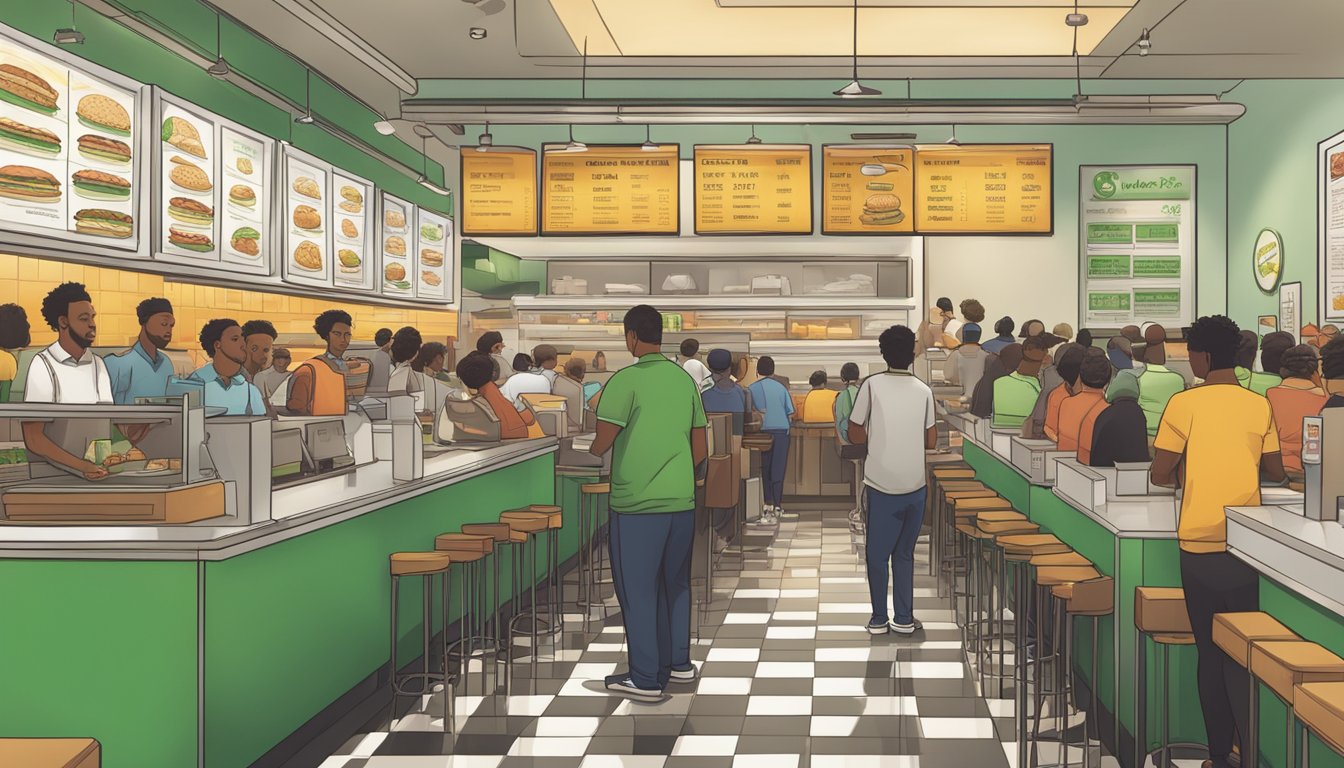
[945,410,1344,768]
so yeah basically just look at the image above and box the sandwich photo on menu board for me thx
[332,172,371,289]
[160,104,217,259]
[380,192,412,296]
[0,34,139,248]
[285,152,329,283]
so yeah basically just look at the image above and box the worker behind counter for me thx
[253,347,292,402]
[991,337,1044,430]
[801,370,839,423]
[104,297,175,404]
[189,319,268,417]
[286,309,352,417]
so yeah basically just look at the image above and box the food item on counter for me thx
[384,262,407,282]
[77,134,131,164]
[230,226,260,256]
[125,448,146,461]
[419,248,444,267]
[0,64,59,116]
[169,161,212,192]
[384,235,406,256]
[291,176,321,199]
[144,459,169,471]
[72,169,131,201]
[292,204,321,230]
[0,165,61,202]
[340,218,358,239]
[860,193,905,226]
[293,240,322,271]
[103,453,125,467]
[236,157,253,175]
[228,184,256,208]
[339,185,363,206]
[337,248,361,273]
[420,223,443,242]
[421,270,441,287]
[74,208,133,239]
[76,94,131,137]
[866,181,894,192]
[384,209,406,229]
[169,226,213,252]
[0,117,60,156]
[167,196,213,227]
[162,116,207,158]
[168,458,182,471]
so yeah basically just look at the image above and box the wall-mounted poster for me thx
[461,147,537,235]
[1318,130,1344,323]
[1079,165,1196,329]
[380,191,413,297]
[693,144,812,234]
[0,24,145,256]
[414,206,451,301]
[281,145,330,287]
[331,171,373,291]
[914,144,1052,234]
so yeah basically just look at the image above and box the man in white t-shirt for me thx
[500,352,551,406]
[848,324,937,636]
[22,282,114,481]
[680,338,711,391]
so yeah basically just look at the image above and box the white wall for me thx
[925,236,1079,334]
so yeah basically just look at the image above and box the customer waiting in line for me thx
[550,357,589,433]
[1105,335,1142,400]
[590,304,707,701]
[833,361,866,531]
[1133,324,1187,438]
[1233,329,1259,389]
[367,327,394,393]
[802,370,839,423]
[1039,345,1086,442]
[1266,344,1327,477]
[1087,368,1149,467]
[1018,318,1046,341]
[958,298,986,344]
[748,356,794,522]
[1250,331,1295,395]
[701,349,752,435]
[532,344,560,386]
[982,316,1015,355]
[1151,315,1285,768]
[455,351,536,440]
[1021,331,1067,438]
[991,337,1044,429]
[916,297,960,351]
[847,325,935,636]
[971,342,1020,420]
[680,338,711,391]
[191,319,268,417]
[500,352,550,404]
[475,331,511,386]
[1319,336,1344,409]
[946,324,987,400]
[1060,350,1112,465]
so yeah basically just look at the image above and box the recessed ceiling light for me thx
[469,27,487,40]
[1065,12,1089,26]
[373,119,396,135]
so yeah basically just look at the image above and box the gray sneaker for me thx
[890,618,923,635]
[604,675,663,701]
[668,664,699,684]
[866,618,889,635]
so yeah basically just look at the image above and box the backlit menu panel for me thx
[461,148,537,236]
[913,144,1052,234]
[542,144,679,235]
[822,145,914,234]
[694,144,811,234]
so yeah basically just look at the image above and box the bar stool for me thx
[1294,681,1344,765]
[577,483,611,621]
[388,551,454,733]
[975,515,1043,701]
[500,510,554,695]
[517,504,565,640]
[1133,587,1203,768]
[434,532,495,693]
[928,466,976,577]
[1052,574,1115,768]
[1249,641,1344,768]
[945,491,1011,604]
[1032,564,1102,766]
[1213,612,1299,767]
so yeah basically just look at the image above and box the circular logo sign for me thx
[1254,228,1284,293]
[1093,171,1118,199]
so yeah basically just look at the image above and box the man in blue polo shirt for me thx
[591,304,708,701]
[104,297,175,404]
[748,356,794,521]
[190,319,267,417]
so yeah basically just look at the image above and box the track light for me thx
[205,12,229,77]
[417,135,450,196]
[476,122,494,151]
[833,0,880,98]
[945,124,960,145]
[1138,28,1152,56]
[746,125,762,145]
[641,125,658,151]
[563,124,587,153]
[54,2,83,45]
[294,68,314,124]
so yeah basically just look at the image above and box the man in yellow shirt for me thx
[801,370,839,423]
[1151,315,1285,768]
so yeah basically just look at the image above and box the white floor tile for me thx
[812,677,869,696]
[863,696,919,716]
[814,647,874,662]
[754,661,815,678]
[810,757,919,768]
[505,695,556,716]
[671,735,739,757]
[765,626,816,640]
[507,737,591,756]
[779,588,819,598]
[987,699,1016,718]
[613,695,693,716]
[586,642,626,653]
[349,732,387,757]
[919,717,996,739]
[558,679,608,697]
[789,568,818,578]
[895,661,965,679]
[810,715,862,737]
[569,663,619,680]
[734,589,781,599]
[706,647,760,662]
[772,611,819,622]
[723,613,772,625]
[819,602,881,614]
[695,677,754,695]
[745,696,813,716]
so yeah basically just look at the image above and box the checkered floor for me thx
[318,508,1039,768]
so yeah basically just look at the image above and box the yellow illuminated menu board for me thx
[822,146,915,235]
[694,145,812,234]
[460,148,538,236]
[913,144,1052,234]
[541,145,679,235]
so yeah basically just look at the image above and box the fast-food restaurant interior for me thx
[6,1,1344,767]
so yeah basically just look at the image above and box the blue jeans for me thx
[761,429,791,506]
[865,485,927,625]
[608,510,694,690]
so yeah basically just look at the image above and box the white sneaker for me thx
[668,664,699,684]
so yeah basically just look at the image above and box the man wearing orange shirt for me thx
[1056,349,1110,458]
[1266,344,1327,477]
[1073,353,1115,465]
[455,351,536,440]
[1041,345,1086,441]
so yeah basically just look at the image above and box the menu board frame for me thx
[279,143,332,289]
[820,144,916,236]
[1318,129,1344,324]
[379,191,415,299]
[414,206,452,301]
[151,88,275,276]
[1078,164,1197,330]
[540,143,681,237]
[693,144,813,236]
[461,146,538,237]
[329,169,375,293]
[0,23,150,261]
[913,143,1054,236]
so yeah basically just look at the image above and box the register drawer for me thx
[3,481,226,525]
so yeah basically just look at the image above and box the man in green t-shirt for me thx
[1135,325,1187,437]
[591,304,708,701]
[992,336,1045,429]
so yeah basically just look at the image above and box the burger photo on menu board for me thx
[74,209,133,239]
[228,184,256,208]
[293,240,323,271]
[167,196,213,228]
[292,176,321,200]
[338,248,361,274]
[230,226,260,257]
[0,64,60,117]
[419,248,444,267]
[77,134,132,165]
[340,218,358,239]
[0,165,61,203]
[860,193,905,227]
[71,169,131,202]
[384,261,409,291]
[384,208,406,230]
[0,118,61,157]
[292,204,321,231]
[384,235,406,257]
[76,95,131,138]
[169,226,212,253]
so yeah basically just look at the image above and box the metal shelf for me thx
[513,295,917,312]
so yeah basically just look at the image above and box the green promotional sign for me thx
[1133,256,1182,279]
[1136,223,1180,243]
[1089,168,1194,201]
[1134,290,1181,317]
[1088,255,1131,279]
[1088,292,1131,312]
[1087,223,1133,245]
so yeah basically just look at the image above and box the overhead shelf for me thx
[512,295,917,312]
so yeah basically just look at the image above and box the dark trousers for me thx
[1180,549,1259,762]
[609,510,694,690]
[761,429,791,506]
[865,485,927,625]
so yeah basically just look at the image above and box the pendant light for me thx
[833,0,880,98]
[53,0,84,45]
[206,11,230,77]
[945,123,960,145]
[294,69,315,124]
[373,90,400,135]
[641,124,658,151]
[416,129,450,196]
[746,125,763,145]
[562,37,589,152]
[476,121,494,152]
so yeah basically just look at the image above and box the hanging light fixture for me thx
[562,37,589,152]
[833,0,880,98]
[945,123,960,145]
[53,0,84,45]
[416,132,450,196]
[206,11,230,77]
[373,91,400,135]
[476,122,494,151]
[746,125,763,145]
[641,124,658,151]
[294,69,315,124]
[1137,28,1152,56]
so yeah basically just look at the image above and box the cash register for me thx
[1303,408,1344,521]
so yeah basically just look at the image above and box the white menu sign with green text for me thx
[1080,166,1195,328]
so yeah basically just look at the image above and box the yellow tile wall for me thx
[2,252,458,366]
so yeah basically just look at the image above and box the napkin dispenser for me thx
[990,429,1015,460]
[1010,437,1072,485]
[1055,460,1107,513]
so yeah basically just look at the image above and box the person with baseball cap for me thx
[701,349,751,436]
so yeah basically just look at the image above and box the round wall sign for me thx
[1254,228,1284,293]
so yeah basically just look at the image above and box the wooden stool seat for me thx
[956,523,994,541]
[509,530,528,544]
[1152,632,1197,646]
[581,483,611,495]
[434,532,494,556]
[1036,565,1102,587]
[1295,681,1344,755]
[390,551,453,576]
[977,510,1027,522]
[980,520,1039,536]
[1054,576,1114,615]
[509,506,563,529]
[501,511,549,534]
[955,496,1014,512]
[461,523,513,543]
[1213,612,1298,668]
[997,533,1069,557]
[1033,551,1092,568]
[945,489,997,502]
[932,468,976,479]
[941,480,987,490]
[1249,642,1344,704]
[0,738,100,768]
[1134,587,1193,635]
